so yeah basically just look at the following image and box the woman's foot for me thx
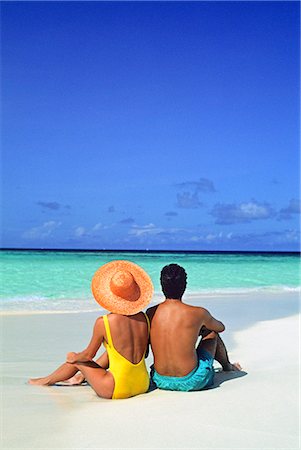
[61,373,86,385]
[28,377,51,386]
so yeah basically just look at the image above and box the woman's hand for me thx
[66,352,78,363]
[66,350,92,363]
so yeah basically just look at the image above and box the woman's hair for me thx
[160,264,187,299]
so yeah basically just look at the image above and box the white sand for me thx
[1,291,300,449]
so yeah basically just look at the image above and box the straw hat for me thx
[91,260,154,315]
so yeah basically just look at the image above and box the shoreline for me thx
[1,288,300,316]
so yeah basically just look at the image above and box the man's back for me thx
[147,264,240,391]
[148,300,220,376]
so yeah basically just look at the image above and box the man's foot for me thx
[28,377,51,386]
[223,362,242,371]
[60,373,86,385]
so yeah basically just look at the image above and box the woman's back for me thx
[103,312,150,399]
[104,312,149,364]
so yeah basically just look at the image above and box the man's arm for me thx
[201,309,225,333]
[66,317,104,363]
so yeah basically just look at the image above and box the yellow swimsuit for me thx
[103,313,150,399]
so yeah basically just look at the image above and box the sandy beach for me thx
[1,290,300,449]
[2,0,300,448]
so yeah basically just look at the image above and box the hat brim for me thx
[91,260,154,315]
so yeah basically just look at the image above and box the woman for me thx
[29,260,153,400]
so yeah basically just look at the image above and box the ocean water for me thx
[1,250,300,313]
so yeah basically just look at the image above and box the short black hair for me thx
[160,264,187,299]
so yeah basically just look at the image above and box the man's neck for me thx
[165,297,182,302]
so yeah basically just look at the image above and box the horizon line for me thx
[0,247,300,255]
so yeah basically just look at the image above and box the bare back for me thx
[148,299,224,376]
[104,312,149,364]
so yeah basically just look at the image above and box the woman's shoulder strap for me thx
[102,314,113,347]
[143,312,150,334]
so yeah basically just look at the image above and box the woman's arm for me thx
[66,317,105,363]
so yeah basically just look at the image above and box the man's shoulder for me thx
[182,302,208,316]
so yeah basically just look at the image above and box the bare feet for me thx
[28,374,86,386]
[223,362,242,371]
[28,377,51,386]
[60,373,86,386]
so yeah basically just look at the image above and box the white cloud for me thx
[276,229,299,243]
[175,178,216,193]
[122,223,300,249]
[211,200,275,224]
[23,221,61,240]
[239,202,271,219]
[129,223,196,240]
[72,222,116,240]
[189,232,230,243]
[92,223,102,231]
[278,199,301,220]
[129,223,159,237]
[74,226,86,237]
[175,178,216,209]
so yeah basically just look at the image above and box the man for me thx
[147,264,241,392]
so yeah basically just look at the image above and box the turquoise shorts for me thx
[151,349,214,392]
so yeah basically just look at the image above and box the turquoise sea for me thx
[1,250,300,313]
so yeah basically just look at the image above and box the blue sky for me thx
[1,1,300,251]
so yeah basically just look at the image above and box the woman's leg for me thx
[64,352,109,385]
[29,360,115,398]
[28,362,79,386]
[72,361,114,398]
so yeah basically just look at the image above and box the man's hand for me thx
[199,326,212,337]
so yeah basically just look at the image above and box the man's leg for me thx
[197,329,218,358]
[198,328,242,371]
[214,334,242,371]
